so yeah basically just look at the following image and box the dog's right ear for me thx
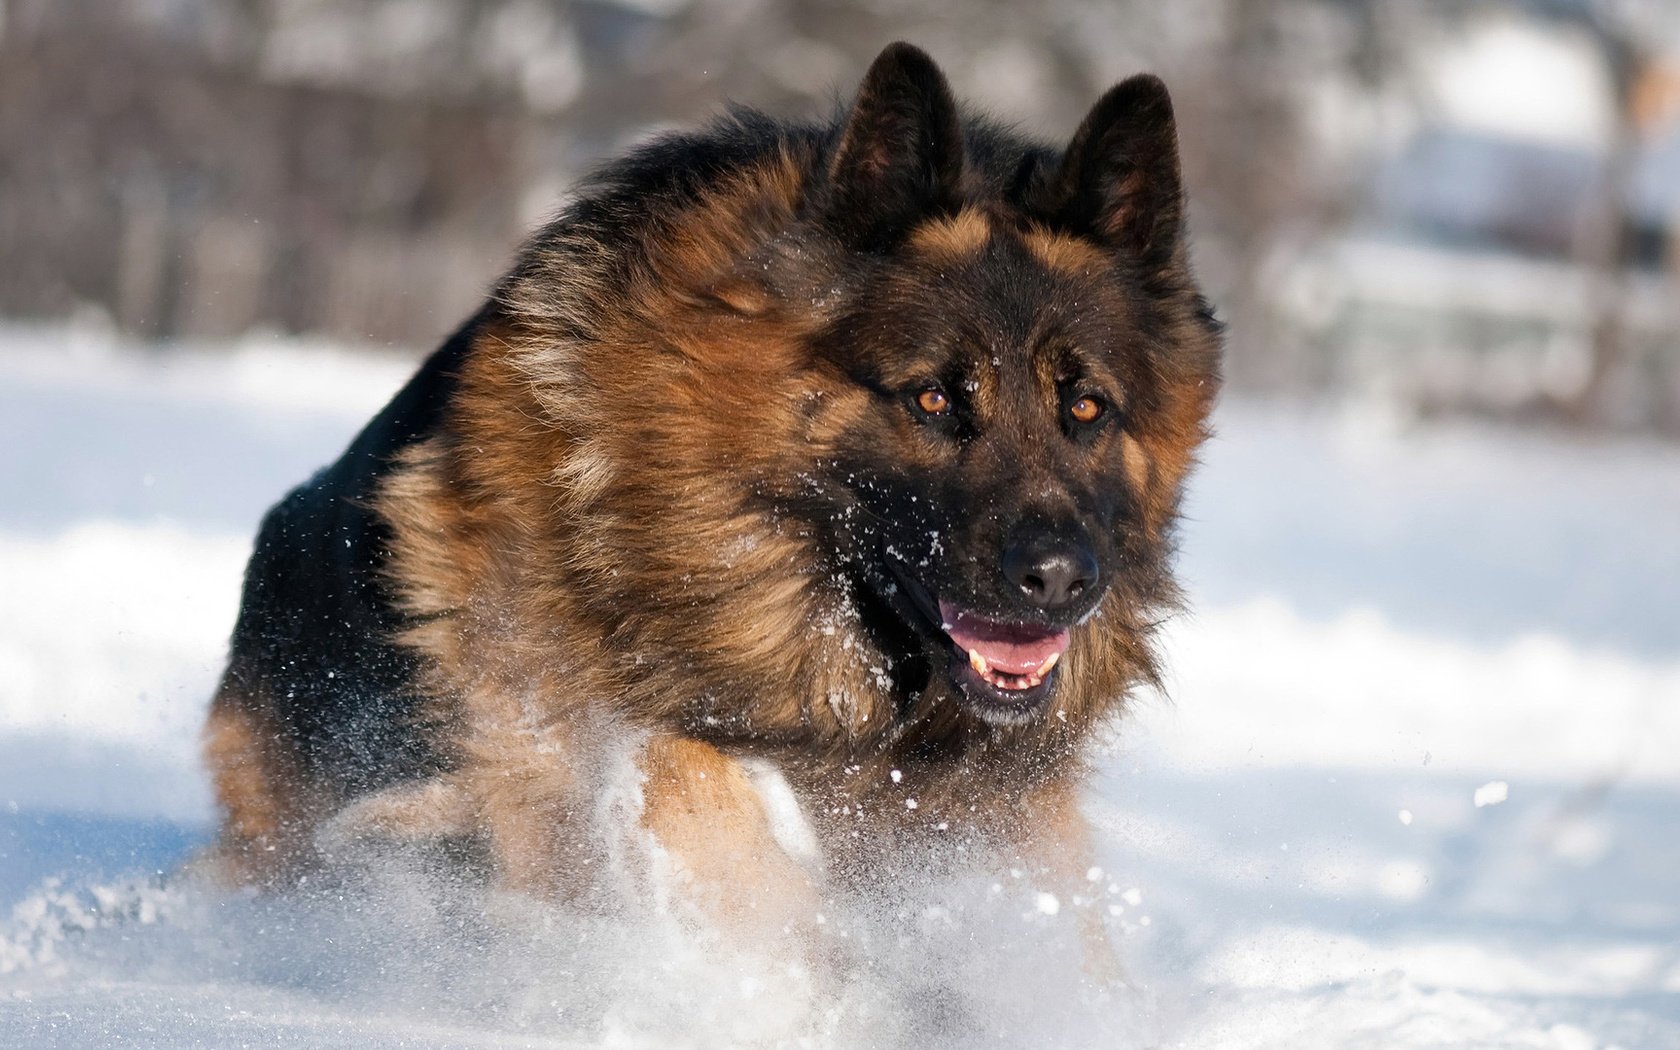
[824,42,964,252]
[1036,74,1185,269]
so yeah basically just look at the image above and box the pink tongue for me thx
[938,601,1070,676]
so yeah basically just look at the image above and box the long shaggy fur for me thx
[204,44,1221,929]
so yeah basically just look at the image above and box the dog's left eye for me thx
[913,387,952,416]
[1067,395,1105,424]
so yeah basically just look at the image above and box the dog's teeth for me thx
[969,650,990,676]
[1038,651,1060,675]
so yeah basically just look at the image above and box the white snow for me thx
[2,321,1677,1047]
[1474,781,1510,808]
[1419,13,1615,150]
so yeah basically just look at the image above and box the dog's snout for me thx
[1002,528,1099,610]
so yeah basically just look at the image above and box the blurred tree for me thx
[1545,0,1647,429]
[3,0,1671,433]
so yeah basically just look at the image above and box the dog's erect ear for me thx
[1038,75,1184,267]
[826,42,964,251]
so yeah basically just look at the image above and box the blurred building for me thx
[1,0,594,345]
[1278,8,1680,432]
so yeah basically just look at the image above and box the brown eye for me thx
[1068,395,1105,424]
[915,388,951,416]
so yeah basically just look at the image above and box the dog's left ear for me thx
[1037,75,1184,267]
[826,42,964,251]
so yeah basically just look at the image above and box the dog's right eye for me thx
[912,387,952,417]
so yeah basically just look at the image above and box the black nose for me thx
[1002,529,1099,609]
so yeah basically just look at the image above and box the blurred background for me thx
[4,0,1680,432]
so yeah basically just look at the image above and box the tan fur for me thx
[907,208,992,259]
[639,736,820,939]
[200,685,326,885]
[314,777,475,854]
[1120,433,1152,495]
[1022,226,1108,277]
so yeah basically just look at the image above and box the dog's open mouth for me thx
[884,557,1073,723]
[935,602,1066,722]
[939,602,1069,695]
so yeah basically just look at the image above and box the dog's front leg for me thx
[637,736,823,951]
[1016,777,1128,988]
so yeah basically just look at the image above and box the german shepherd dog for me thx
[204,42,1221,970]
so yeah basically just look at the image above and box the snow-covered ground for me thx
[2,320,1677,1048]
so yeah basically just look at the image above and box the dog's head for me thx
[512,43,1221,738]
[788,44,1222,727]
